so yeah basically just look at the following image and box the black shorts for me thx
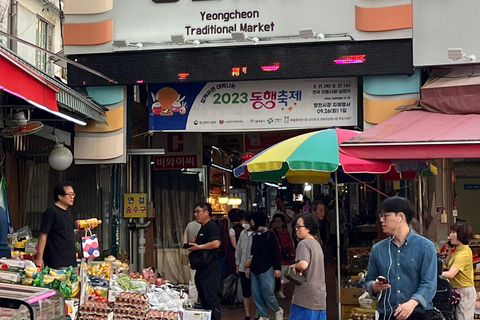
[239,271,252,298]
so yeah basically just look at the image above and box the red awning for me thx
[341,110,480,159]
[0,49,58,112]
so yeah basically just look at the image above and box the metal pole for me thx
[136,154,152,271]
[9,0,17,53]
[418,176,423,231]
[335,171,342,320]
[127,155,133,263]
[138,156,146,271]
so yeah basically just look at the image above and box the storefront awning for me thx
[0,47,107,124]
[340,110,480,159]
[0,48,58,112]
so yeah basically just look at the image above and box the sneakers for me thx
[276,291,286,299]
[235,301,245,310]
[275,307,284,320]
[258,317,269,320]
[244,317,251,320]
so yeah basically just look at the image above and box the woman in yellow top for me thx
[442,221,475,320]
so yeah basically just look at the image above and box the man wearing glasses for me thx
[365,197,438,320]
[35,182,91,269]
[186,202,221,320]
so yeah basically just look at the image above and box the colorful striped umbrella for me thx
[234,128,393,183]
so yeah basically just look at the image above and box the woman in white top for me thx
[235,212,255,320]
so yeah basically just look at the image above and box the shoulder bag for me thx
[188,249,214,270]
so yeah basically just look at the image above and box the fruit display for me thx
[84,262,111,281]
[21,266,79,298]
[88,286,108,303]
[129,267,165,286]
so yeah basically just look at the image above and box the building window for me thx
[36,17,53,73]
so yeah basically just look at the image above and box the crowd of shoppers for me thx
[181,195,476,320]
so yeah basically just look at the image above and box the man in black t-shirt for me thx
[187,202,221,320]
[35,182,93,269]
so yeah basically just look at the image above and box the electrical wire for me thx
[0,30,117,84]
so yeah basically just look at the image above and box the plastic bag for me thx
[12,225,32,240]
[219,273,238,305]
[358,291,376,309]
[82,230,100,259]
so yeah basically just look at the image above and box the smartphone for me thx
[182,243,193,249]
[377,276,389,284]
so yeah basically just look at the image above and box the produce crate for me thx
[337,286,365,305]
[341,304,357,320]
[350,307,375,320]
[346,246,371,259]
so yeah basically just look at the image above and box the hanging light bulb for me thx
[49,143,73,171]
[48,131,73,171]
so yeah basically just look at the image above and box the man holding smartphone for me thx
[186,202,221,320]
[365,197,438,320]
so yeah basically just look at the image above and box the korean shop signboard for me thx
[124,193,147,218]
[148,78,357,132]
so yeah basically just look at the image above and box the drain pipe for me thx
[9,0,17,52]
[126,155,136,269]
[136,155,151,270]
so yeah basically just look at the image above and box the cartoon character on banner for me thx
[151,87,188,116]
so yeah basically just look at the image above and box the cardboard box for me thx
[183,309,212,320]
[65,298,79,320]
[338,286,365,305]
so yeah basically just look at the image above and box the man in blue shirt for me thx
[366,197,438,320]
[0,207,10,258]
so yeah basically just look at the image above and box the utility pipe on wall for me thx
[136,155,151,271]
[9,0,17,52]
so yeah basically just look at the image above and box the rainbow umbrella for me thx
[234,128,393,183]
[233,128,397,319]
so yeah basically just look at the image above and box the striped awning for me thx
[0,47,107,124]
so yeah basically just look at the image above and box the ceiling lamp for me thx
[228,197,242,206]
[218,194,229,204]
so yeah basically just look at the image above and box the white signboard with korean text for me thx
[111,0,411,46]
[148,78,357,132]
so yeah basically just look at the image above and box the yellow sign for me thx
[124,193,147,218]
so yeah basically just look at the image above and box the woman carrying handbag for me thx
[289,213,327,320]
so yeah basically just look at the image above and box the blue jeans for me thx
[289,303,326,320]
[251,267,280,317]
